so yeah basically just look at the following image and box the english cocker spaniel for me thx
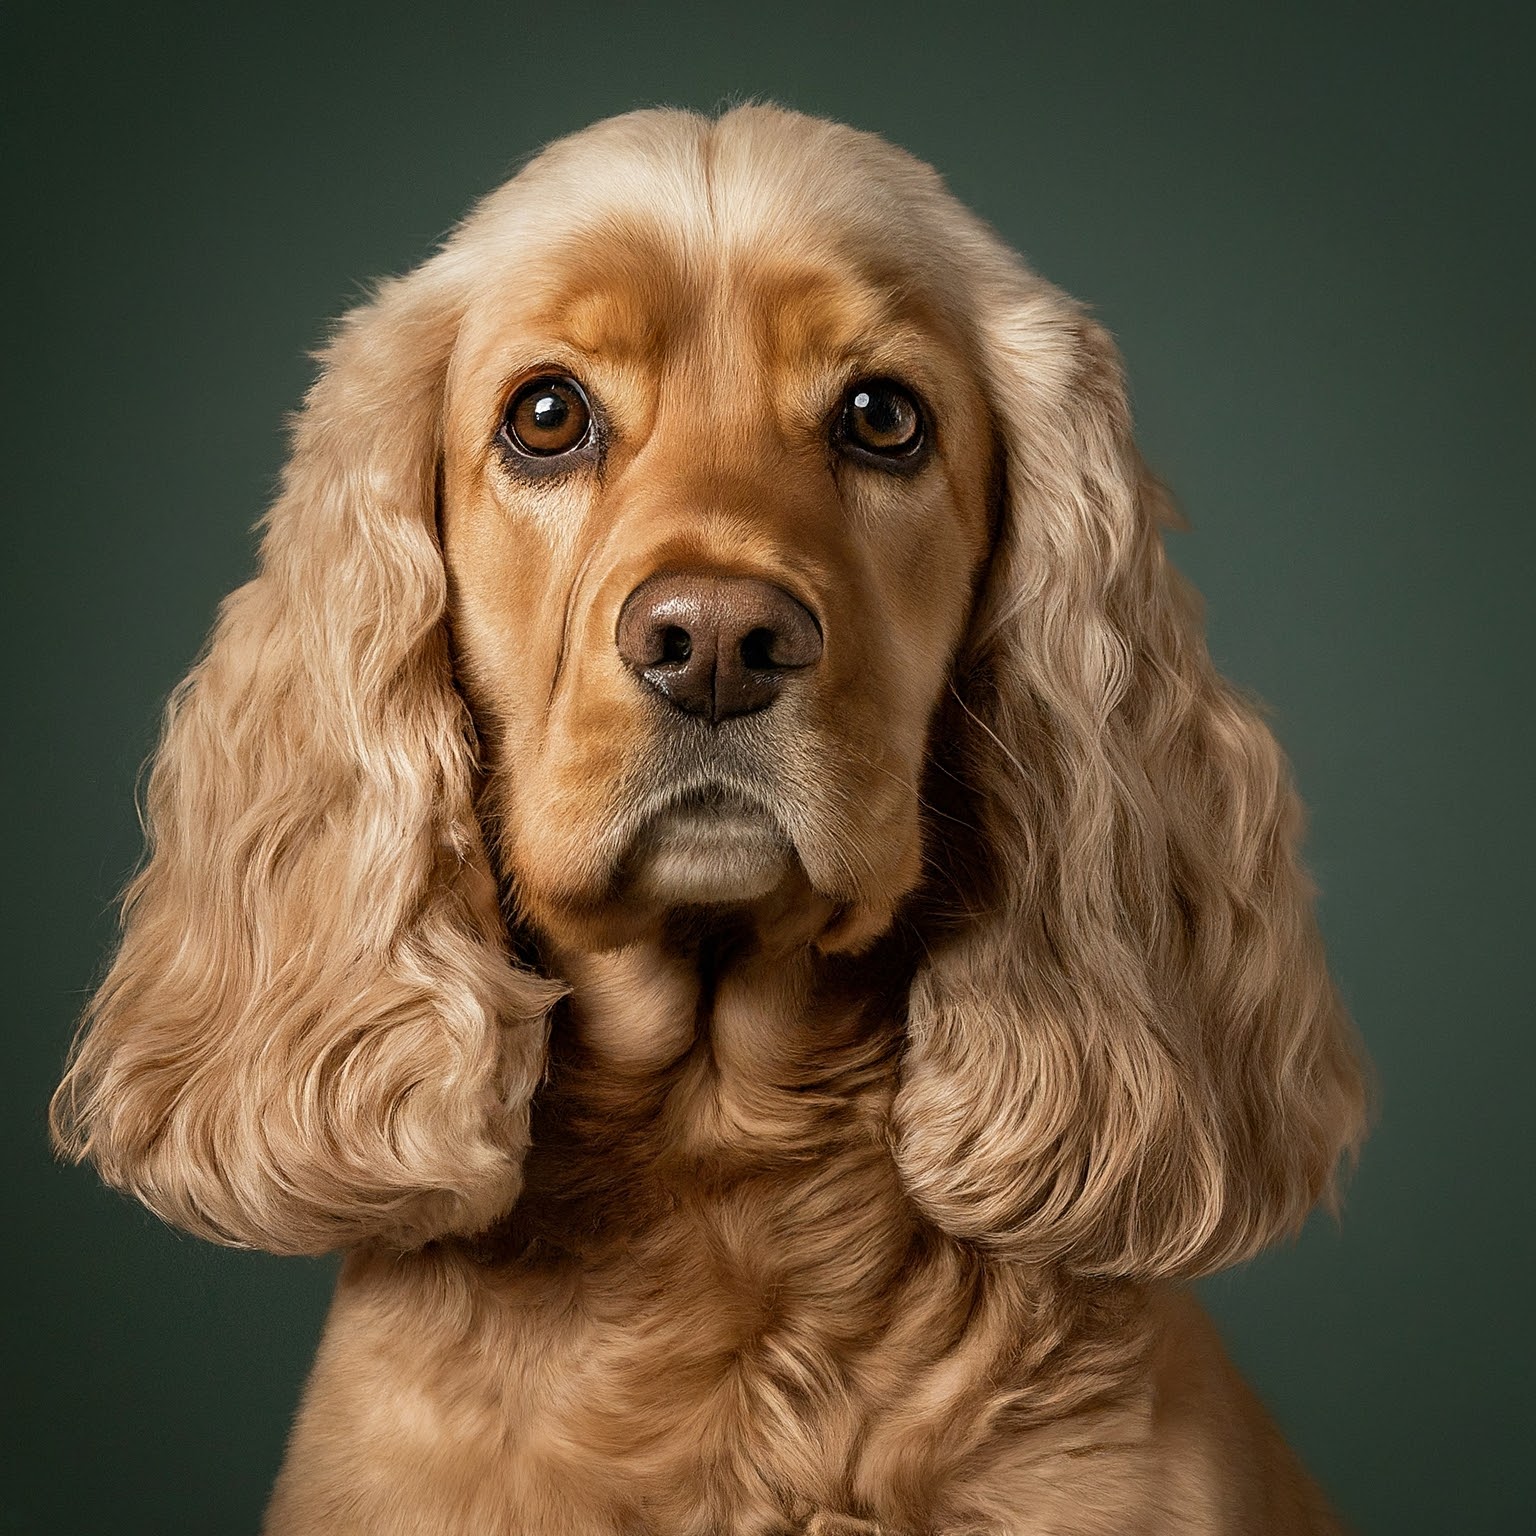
[52,106,1368,1535]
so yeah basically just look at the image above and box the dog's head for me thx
[53,107,1366,1275]
[439,113,998,955]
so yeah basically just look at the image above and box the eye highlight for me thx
[838,378,925,464]
[501,374,593,458]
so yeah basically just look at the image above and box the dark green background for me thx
[5,3,1532,1532]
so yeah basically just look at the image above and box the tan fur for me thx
[52,106,1367,1533]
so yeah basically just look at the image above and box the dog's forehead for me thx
[472,106,951,266]
[446,108,972,377]
[491,223,929,363]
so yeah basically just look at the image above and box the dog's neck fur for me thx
[446,919,1155,1532]
[499,917,916,1267]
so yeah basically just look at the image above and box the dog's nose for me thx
[615,572,823,722]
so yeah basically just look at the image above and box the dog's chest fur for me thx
[269,941,1149,1534]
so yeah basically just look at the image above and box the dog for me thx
[52,105,1367,1534]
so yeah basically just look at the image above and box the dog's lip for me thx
[621,780,791,857]
[601,769,801,897]
[634,787,789,849]
[613,781,795,906]
[632,777,782,827]
[657,784,774,818]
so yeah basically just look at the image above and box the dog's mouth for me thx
[621,784,793,906]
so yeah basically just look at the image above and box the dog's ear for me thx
[893,268,1368,1279]
[50,263,561,1255]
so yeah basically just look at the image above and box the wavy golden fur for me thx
[52,106,1366,1534]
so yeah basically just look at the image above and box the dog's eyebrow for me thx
[521,219,694,364]
[517,214,950,379]
[549,279,679,364]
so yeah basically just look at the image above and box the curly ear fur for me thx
[50,265,560,1255]
[894,268,1368,1280]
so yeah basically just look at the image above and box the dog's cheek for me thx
[808,797,925,956]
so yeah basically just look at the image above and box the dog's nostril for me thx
[660,626,692,664]
[616,571,822,723]
[739,627,776,671]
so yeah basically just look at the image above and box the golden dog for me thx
[53,106,1367,1534]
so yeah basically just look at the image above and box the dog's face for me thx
[440,158,996,953]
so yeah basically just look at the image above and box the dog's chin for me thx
[626,793,793,907]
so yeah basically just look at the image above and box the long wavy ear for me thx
[50,265,561,1255]
[893,265,1368,1279]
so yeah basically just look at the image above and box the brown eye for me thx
[840,378,924,459]
[502,375,592,456]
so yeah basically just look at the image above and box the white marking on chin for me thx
[631,800,790,905]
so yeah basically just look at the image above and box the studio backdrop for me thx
[4,4,1531,1533]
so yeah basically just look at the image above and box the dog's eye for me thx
[502,375,592,457]
[840,379,924,460]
